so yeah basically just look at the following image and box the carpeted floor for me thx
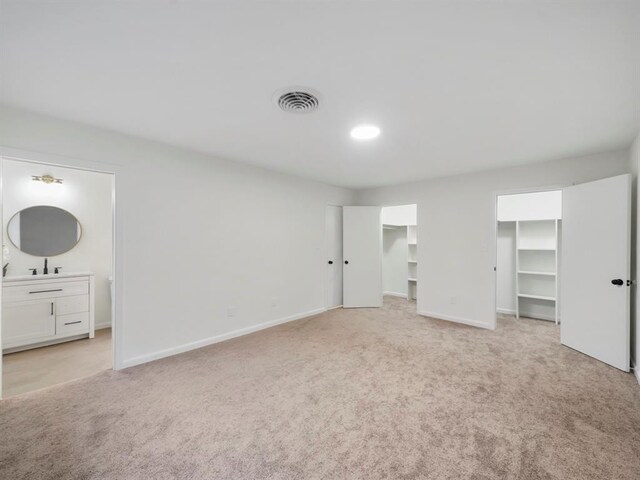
[1,296,639,479]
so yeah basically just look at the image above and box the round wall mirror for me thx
[7,206,82,257]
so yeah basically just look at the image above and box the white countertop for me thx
[3,271,94,283]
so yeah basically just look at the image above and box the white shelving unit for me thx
[515,219,559,323]
[407,225,417,300]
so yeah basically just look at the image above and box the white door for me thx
[561,174,630,371]
[326,205,343,308]
[343,206,382,308]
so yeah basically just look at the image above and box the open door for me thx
[326,205,343,309]
[343,206,382,308]
[561,174,631,371]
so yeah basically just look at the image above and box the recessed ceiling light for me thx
[350,124,381,141]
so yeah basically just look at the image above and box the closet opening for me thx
[495,190,562,327]
[1,157,115,398]
[381,204,418,311]
[328,203,417,311]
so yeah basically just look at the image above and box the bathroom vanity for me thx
[2,272,95,352]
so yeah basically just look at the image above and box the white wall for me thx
[629,132,640,380]
[2,159,113,327]
[356,150,630,329]
[0,105,634,372]
[0,107,355,368]
[382,204,416,226]
[383,227,408,297]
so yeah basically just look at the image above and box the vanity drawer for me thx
[3,280,88,303]
[56,294,89,316]
[56,312,89,336]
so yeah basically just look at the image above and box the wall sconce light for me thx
[32,175,63,184]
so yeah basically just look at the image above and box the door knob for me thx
[611,279,624,286]
[328,261,333,265]
[344,260,349,264]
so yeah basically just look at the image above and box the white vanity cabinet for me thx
[2,273,95,352]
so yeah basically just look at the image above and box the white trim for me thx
[418,310,493,330]
[383,291,408,298]
[496,307,558,322]
[326,305,343,310]
[633,359,640,385]
[520,312,557,322]
[3,333,89,354]
[121,307,326,369]
[95,322,112,330]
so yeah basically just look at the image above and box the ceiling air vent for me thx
[275,88,320,113]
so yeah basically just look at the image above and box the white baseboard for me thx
[95,322,112,330]
[326,305,343,310]
[383,291,408,299]
[497,308,558,322]
[418,310,493,330]
[633,359,640,385]
[522,313,557,322]
[120,307,326,369]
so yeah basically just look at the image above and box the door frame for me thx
[491,184,565,330]
[0,148,121,399]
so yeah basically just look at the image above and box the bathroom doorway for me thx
[0,157,116,398]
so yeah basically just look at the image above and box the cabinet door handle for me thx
[64,320,82,326]
[51,302,54,315]
[30,288,63,294]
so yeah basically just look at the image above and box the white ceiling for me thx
[1,1,639,188]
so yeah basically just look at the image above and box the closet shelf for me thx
[511,217,559,323]
[518,293,556,301]
[517,270,555,276]
[408,260,417,263]
[408,242,417,246]
[408,278,417,282]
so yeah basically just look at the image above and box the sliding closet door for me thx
[561,174,631,371]
[343,206,382,308]
[326,205,343,309]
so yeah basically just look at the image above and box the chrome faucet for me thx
[43,258,48,275]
